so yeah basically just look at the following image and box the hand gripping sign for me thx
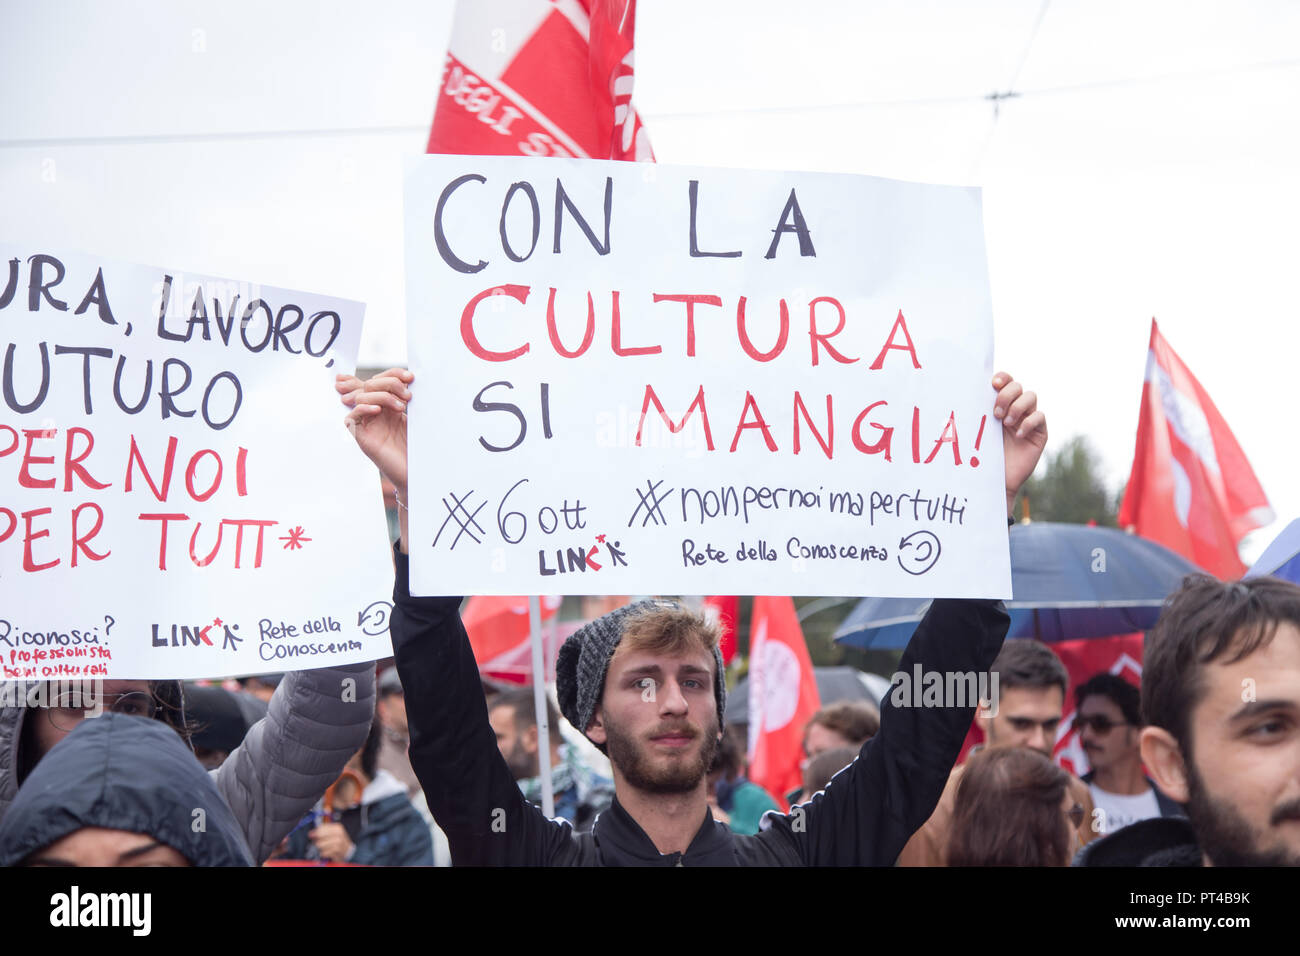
[404,155,1013,599]
[0,248,393,680]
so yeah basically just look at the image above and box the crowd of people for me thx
[1,368,1297,868]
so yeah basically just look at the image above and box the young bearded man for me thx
[488,687,614,832]
[1077,576,1300,867]
[339,369,1046,865]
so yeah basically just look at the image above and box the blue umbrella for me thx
[834,522,1203,649]
[1244,518,1300,584]
[725,666,893,724]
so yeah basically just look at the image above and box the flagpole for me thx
[528,595,555,819]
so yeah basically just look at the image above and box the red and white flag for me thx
[746,597,821,808]
[428,0,654,161]
[1118,320,1273,579]
[462,594,563,684]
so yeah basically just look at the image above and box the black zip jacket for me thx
[1072,817,1202,867]
[391,548,1010,865]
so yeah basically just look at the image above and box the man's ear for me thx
[586,708,607,747]
[1140,726,1190,803]
[523,723,539,756]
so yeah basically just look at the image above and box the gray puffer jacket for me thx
[0,665,375,864]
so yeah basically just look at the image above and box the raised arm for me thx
[338,368,413,553]
[764,372,1045,865]
[213,663,376,863]
[389,552,574,864]
[776,597,1009,865]
[339,369,574,865]
[993,370,1047,520]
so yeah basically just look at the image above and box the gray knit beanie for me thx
[556,599,727,752]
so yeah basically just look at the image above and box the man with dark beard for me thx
[1076,575,1300,866]
[487,687,613,831]
[340,367,1046,865]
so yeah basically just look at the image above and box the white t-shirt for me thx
[1088,783,1162,835]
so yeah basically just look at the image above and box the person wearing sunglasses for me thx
[1074,673,1185,835]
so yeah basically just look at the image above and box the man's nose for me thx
[658,680,689,715]
[1028,726,1050,753]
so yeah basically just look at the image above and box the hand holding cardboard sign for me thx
[991,371,1047,517]
[338,368,414,551]
[337,369,413,491]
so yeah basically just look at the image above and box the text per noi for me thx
[0,426,270,573]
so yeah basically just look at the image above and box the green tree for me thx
[1015,434,1120,525]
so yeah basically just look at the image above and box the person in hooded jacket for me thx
[0,664,375,864]
[0,713,252,866]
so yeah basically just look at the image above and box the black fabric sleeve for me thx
[389,547,577,865]
[761,598,1010,866]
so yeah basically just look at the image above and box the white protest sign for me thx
[0,248,395,680]
[405,156,1012,598]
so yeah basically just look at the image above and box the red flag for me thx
[428,0,653,161]
[462,595,563,684]
[1118,320,1272,578]
[701,595,739,665]
[746,597,821,808]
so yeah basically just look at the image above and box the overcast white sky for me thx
[2,0,1297,563]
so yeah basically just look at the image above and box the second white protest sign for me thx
[404,156,1011,598]
[0,247,394,679]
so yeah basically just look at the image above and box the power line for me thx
[970,0,1052,179]
[999,0,1053,117]
[2,55,1297,150]
[645,54,1300,120]
[0,123,427,150]
[1023,54,1300,98]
